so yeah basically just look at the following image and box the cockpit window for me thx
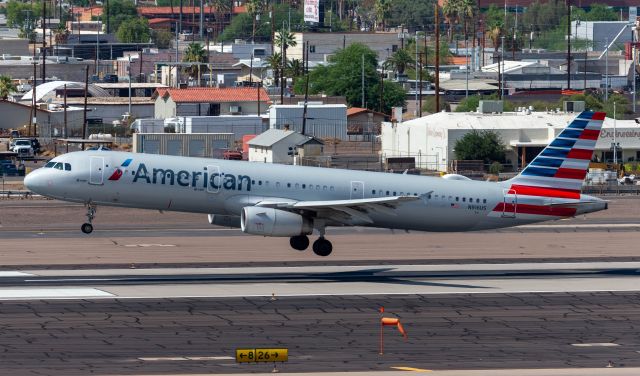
[64,163,71,171]
[45,162,55,168]
[54,162,63,170]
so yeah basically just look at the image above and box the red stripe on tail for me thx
[510,185,581,199]
[554,168,587,180]
[566,149,593,160]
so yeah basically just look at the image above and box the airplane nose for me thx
[24,169,45,194]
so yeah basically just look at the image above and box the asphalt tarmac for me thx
[0,292,639,375]
[0,197,640,267]
[1,197,640,375]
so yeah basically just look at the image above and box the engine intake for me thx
[241,207,313,237]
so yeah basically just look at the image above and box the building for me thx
[248,129,323,164]
[572,21,634,52]
[132,133,234,158]
[269,104,348,140]
[0,100,84,138]
[50,97,155,128]
[381,109,640,173]
[346,107,387,139]
[153,87,270,118]
[288,32,406,63]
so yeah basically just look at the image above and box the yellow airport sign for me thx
[236,348,288,363]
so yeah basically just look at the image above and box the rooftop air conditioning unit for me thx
[563,100,585,113]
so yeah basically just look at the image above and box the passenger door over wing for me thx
[350,181,364,200]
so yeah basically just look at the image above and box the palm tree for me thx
[245,0,265,43]
[385,49,414,77]
[286,58,304,86]
[457,0,476,49]
[0,75,16,100]
[211,0,233,38]
[442,0,459,42]
[183,42,208,82]
[266,52,282,87]
[374,0,392,31]
[275,28,297,89]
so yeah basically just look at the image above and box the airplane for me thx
[25,110,608,257]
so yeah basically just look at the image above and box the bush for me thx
[489,161,504,174]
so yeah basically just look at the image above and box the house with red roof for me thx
[153,87,271,119]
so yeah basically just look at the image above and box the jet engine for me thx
[208,214,241,228]
[241,206,313,237]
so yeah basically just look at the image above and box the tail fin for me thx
[508,111,606,198]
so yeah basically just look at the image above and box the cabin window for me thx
[386,191,390,195]
[287,183,291,188]
[302,184,306,189]
[476,198,480,203]
[330,186,335,191]
[393,191,396,195]
[258,180,262,185]
[295,183,299,189]
[323,186,327,191]
[276,182,281,188]
[462,197,466,202]
[483,199,487,203]
[372,190,376,194]
[455,197,459,201]
[316,185,320,190]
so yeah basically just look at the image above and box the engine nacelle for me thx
[208,214,241,228]
[241,206,313,237]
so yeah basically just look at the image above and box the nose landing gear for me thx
[81,205,96,234]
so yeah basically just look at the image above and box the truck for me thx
[12,139,34,159]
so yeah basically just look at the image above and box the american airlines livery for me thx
[25,111,607,256]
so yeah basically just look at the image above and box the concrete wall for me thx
[0,101,84,138]
[290,32,401,63]
[0,62,94,81]
[0,39,30,56]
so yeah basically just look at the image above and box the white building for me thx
[269,104,347,140]
[571,21,633,51]
[248,129,323,164]
[381,110,640,172]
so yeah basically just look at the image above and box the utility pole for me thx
[419,52,423,117]
[361,54,365,108]
[42,0,46,83]
[82,65,89,146]
[199,0,203,40]
[106,0,110,33]
[605,37,609,102]
[31,62,37,137]
[63,84,67,138]
[435,4,440,113]
[567,0,571,90]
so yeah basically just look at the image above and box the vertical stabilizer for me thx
[508,111,606,198]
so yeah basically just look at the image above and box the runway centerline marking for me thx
[138,356,234,361]
[0,272,35,277]
[571,343,620,347]
[0,288,113,299]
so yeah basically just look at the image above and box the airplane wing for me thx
[256,196,421,225]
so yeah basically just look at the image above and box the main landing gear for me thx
[81,205,96,234]
[288,234,333,257]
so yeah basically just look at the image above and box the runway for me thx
[2,198,640,375]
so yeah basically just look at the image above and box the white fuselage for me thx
[25,150,606,233]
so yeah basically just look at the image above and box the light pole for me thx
[633,26,637,114]
[605,37,609,102]
[613,101,617,166]
[128,55,132,117]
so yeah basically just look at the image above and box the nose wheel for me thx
[81,204,96,234]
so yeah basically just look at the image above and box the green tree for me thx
[0,75,17,100]
[6,1,43,28]
[374,0,392,31]
[275,28,297,86]
[603,94,631,120]
[454,130,506,162]
[455,94,481,112]
[102,0,137,34]
[422,96,451,113]
[183,42,208,81]
[584,4,617,21]
[152,29,173,49]
[210,0,234,37]
[384,48,414,76]
[266,52,283,87]
[387,0,434,31]
[286,58,304,86]
[293,43,405,112]
[116,18,150,43]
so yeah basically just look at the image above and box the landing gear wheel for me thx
[290,235,310,251]
[81,223,93,234]
[312,237,333,257]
